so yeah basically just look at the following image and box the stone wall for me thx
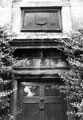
[11,0,72,37]
[71,0,83,30]
[0,0,83,32]
[0,0,12,26]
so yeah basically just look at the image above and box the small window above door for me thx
[21,7,62,32]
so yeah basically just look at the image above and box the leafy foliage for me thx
[56,29,83,120]
[0,25,15,120]
[0,25,83,120]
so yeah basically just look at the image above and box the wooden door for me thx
[17,82,67,120]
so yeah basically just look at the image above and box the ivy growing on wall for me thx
[56,29,83,120]
[0,25,83,120]
[0,25,16,120]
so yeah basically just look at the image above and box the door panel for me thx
[23,103,40,120]
[23,83,40,97]
[17,82,67,120]
[45,103,61,120]
[44,84,59,96]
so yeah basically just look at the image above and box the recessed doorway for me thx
[17,81,67,120]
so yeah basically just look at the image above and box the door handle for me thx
[39,98,44,110]
[40,97,44,102]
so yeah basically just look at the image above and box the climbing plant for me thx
[0,24,83,120]
[56,29,83,120]
[0,25,16,120]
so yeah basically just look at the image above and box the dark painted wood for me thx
[17,82,68,120]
